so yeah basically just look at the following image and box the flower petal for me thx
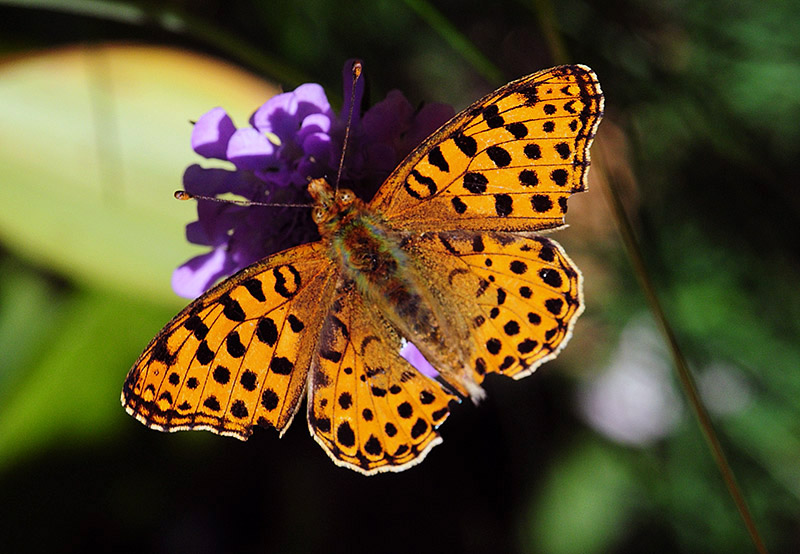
[183,164,255,197]
[191,107,236,159]
[252,83,331,136]
[361,90,414,142]
[299,112,332,136]
[227,127,276,170]
[401,102,455,157]
[171,247,238,298]
[399,340,440,379]
[292,83,332,120]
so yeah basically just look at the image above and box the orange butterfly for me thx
[122,65,604,474]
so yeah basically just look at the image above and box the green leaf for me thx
[0,44,280,306]
[0,258,63,401]
[0,285,173,470]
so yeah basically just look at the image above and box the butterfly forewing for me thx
[122,243,337,439]
[307,280,457,474]
[369,65,603,233]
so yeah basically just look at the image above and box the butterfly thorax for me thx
[308,178,479,399]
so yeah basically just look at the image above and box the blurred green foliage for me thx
[0,1,798,553]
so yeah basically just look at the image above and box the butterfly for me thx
[122,65,604,474]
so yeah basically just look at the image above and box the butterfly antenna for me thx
[334,59,362,192]
[174,191,311,208]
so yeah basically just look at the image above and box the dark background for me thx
[1,1,799,553]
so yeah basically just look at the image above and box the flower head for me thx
[174,61,454,298]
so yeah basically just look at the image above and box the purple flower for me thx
[174,61,454,298]
[399,340,440,379]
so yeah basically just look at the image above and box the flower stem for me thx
[530,1,769,550]
[594,146,768,554]
[401,0,505,85]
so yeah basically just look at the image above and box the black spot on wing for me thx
[196,341,214,365]
[505,122,528,139]
[517,84,538,104]
[487,146,511,168]
[242,279,266,302]
[337,422,356,447]
[404,170,438,200]
[288,314,305,332]
[428,146,449,172]
[230,400,248,419]
[311,413,330,431]
[451,197,467,214]
[226,331,246,358]
[438,234,459,254]
[220,294,245,322]
[270,356,294,375]
[545,298,564,315]
[320,350,342,363]
[524,143,541,160]
[531,195,553,213]
[518,338,538,354]
[454,132,477,157]
[519,169,538,187]
[463,172,488,194]
[482,104,505,128]
[364,435,383,455]
[213,365,230,384]
[410,418,428,439]
[256,318,278,346]
[184,315,208,340]
[338,392,353,409]
[510,260,527,274]
[273,265,301,298]
[494,194,513,216]
[240,370,257,391]
[203,396,220,411]
[151,336,175,364]
[539,268,563,287]
[555,142,571,160]
[551,169,568,187]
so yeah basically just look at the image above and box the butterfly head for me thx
[308,178,361,234]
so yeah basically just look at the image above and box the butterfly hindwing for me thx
[404,230,583,382]
[369,65,603,233]
[307,279,458,475]
[122,243,337,439]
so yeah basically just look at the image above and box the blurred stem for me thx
[84,46,122,204]
[595,148,768,554]
[532,2,768,552]
[0,0,310,86]
[528,0,569,65]
[401,0,505,85]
